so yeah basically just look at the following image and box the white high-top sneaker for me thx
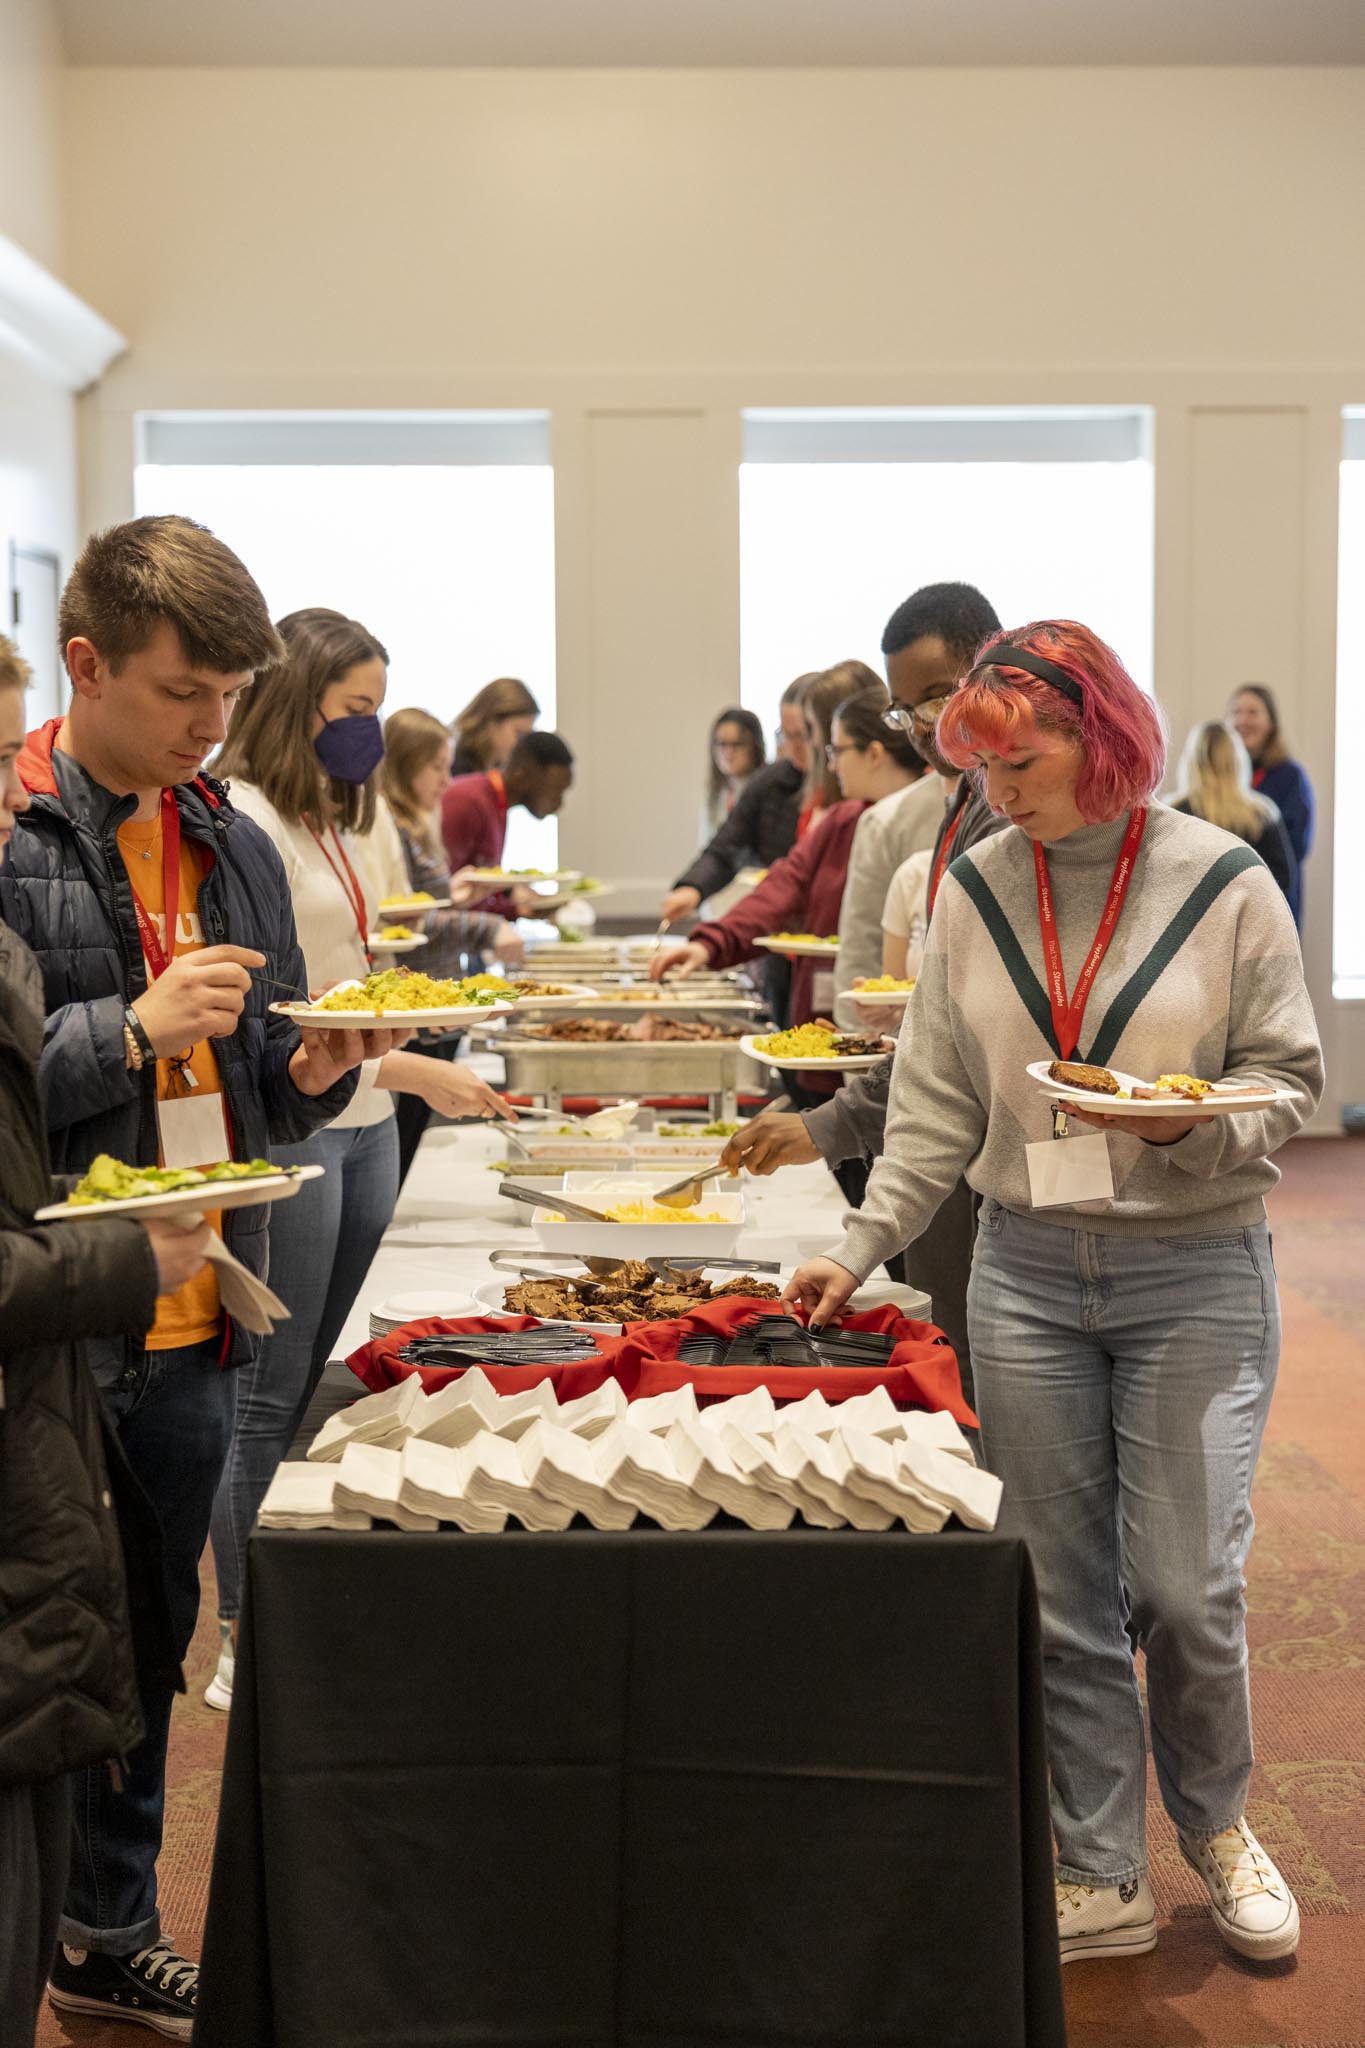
[1178,1818,1300,1960]
[204,1621,234,1713]
[1055,1875,1157,1963]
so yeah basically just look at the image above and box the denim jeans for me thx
[61,1338,235,1952]
[966,1199,1278,1887]
[209,1115,399,1621]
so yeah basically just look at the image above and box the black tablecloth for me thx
[196,1529,1066,2048]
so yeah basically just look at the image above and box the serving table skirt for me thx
[196,1527,1066,2048]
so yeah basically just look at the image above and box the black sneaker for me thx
[48,1938,198,2038]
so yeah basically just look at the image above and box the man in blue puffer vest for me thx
[0,514,408,2040]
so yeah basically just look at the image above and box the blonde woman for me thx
[450,675,538,776]
[1171,721,1296,908]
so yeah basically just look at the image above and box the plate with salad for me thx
[36,1156,325,1223]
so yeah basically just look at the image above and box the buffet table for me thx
[197,1527,1065,2048]
[196,1120,1064,2047]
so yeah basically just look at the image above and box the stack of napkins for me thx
[293,1371,1000,1535]
[259,1462,372,1529]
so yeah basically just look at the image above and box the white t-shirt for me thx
[881,848,932,975]
[231,782,393,1131]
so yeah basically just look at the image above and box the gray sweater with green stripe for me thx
[836,803,1324,1280]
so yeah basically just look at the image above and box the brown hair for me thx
[832,689,922,776]
[1230,682,1289,769]
[216,608,388,833]
[802,659,885,806]
[0,634,31,694]
[58,515,283,677]
[451,676,539,771]
[382,707,452,852]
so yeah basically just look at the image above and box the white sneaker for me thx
[1056,1875,1157,1963]
[203,1624,234,1713]
[1178,1817,1300,1960]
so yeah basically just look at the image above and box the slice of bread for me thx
[1047,1059,1122,1096]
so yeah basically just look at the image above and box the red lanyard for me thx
[309,822,372,961]
[1033,807,1147,1060]
[795,801,822,842]
[127,790,182,982]
[1251,767,1266,790]
[488,769,508,821]
[927,805,965,918]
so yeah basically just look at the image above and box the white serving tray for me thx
[1025,1061,1296,1118]
[740,1032,889,1074]
[531,1173,745,1258]
[37,1163,323,1223]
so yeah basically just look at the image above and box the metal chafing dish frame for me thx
[476,1031,758,1119]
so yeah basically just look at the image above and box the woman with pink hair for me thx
[785,621,1322,1972]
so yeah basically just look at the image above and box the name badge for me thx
[1025,1133,1115,1211]
[157,1090,230,1172]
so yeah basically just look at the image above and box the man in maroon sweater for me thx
[440,730,574,914]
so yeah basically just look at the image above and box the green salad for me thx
[67,1155,287,1206]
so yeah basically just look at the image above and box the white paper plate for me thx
[752,936,841,959]
[740,1032,890,1074]
[848,985,916,1008]
[463,867,582,886]
[36,1162,324,1223]
[1025,1060,1296,1118]
[373,1289,483,1326]
[366,933,430,954]
[270,983,514,1029]
[376,897,442,917]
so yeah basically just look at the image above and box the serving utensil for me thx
[651,1159,734,1209]
[496,1180,615,1225]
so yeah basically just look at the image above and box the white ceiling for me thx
[53,0,1365,68]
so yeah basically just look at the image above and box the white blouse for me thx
[230,782,393,1131]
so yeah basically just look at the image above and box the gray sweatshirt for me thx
[835,802,1324,1281]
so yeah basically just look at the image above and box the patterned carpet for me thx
[35,1137,1365,2048]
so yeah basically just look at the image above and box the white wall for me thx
[61,65,1365,1118]
[0,0,79,712]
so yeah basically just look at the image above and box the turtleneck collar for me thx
[1037,808,1139,865]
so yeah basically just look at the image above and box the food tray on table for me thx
[37,1162,323,1222]
[1025,1060,1297,1118]
[530,1173,745,1258]
[473,1263,782,1336]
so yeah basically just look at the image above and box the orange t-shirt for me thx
[117,812,225,1352]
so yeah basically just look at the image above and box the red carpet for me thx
[36,1137,1365,2047]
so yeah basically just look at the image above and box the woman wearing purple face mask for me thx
[205,609,516,1716]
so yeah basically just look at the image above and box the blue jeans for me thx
[966,1199,1278,1887]
[209,1116,399,1621]
[61,1338,235,1952]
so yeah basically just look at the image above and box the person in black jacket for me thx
[0,518,410,2040]
[1171,720,1298,910]
[0,644,213,2048]
[658,672,815,923]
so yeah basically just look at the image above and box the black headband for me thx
[968,642,1085,709]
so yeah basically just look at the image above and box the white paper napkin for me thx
[666,1416,794,1530]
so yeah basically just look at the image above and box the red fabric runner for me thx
[346,1295,975,1427]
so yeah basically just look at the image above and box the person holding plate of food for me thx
[785,619,1322,1972]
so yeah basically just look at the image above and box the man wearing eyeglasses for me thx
[721,581,1006,1398]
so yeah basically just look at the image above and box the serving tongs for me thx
[496,1180,614,1225]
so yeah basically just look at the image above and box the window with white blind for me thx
[134,412,559,870]
[739,407,1155,745]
